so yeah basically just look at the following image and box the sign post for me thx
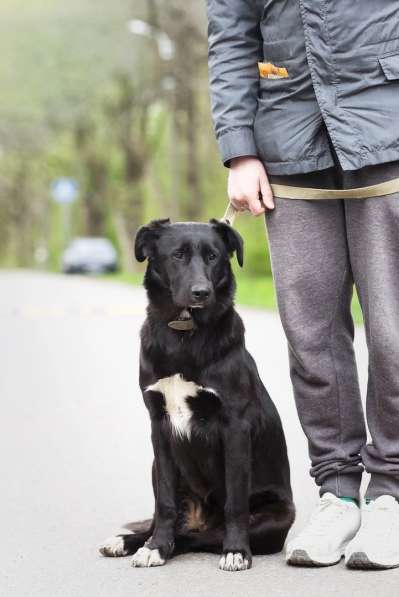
[51,178,79,247]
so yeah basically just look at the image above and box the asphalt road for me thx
[1,270,398,597]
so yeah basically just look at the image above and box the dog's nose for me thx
[191,285,211,301]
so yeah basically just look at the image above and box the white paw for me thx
[99,535,129,557]
[219,552,250,572]
[131,546,166,568]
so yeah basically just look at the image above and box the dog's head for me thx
[134,218,243,312]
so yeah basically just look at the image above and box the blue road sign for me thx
[51,178,79,204]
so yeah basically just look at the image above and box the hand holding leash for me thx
[228,157,274,214]
[224,176,399,226]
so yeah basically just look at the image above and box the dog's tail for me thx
[122,517,224,555]
[99,518,155,557]
[123,518,154,534]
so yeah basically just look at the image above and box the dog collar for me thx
[168,308,195,332]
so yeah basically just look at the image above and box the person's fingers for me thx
[260,172,275,210]
[247,191,265,216]
[230,193,247,212]
[230,198,245,212]
[230,189,265,216]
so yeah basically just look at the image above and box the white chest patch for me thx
[145,374,216,439]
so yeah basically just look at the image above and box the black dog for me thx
[99,218,295,571]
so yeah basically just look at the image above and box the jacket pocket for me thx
[258,62,289,79]
[379,51,399,80]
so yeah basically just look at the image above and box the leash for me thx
[222,176,399,223]
[271,177,399,200]
[222,202,239,226]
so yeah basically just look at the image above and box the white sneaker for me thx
[286,493,361,566]
[345,495,399,569]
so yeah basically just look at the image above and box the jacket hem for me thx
[339,145,399,171]
[263,153,334,176]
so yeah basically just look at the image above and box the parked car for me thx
[62,237,118,274]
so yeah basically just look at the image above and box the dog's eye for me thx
[208,253,217,261]
[172,250,184,260]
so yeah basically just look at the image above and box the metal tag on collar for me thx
[168,309,195,331]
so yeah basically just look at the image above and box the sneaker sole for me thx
[346,552,399,570]
[287,549,342,567]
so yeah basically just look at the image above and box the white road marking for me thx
[8,304,145,320]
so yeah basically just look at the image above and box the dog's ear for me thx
[210,219,244,267]
[134,218,171,262]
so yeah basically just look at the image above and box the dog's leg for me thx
[131,420,178,568]
[219,419,252,572]
[249,502,296,555]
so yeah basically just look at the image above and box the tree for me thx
[74,118,109,237]
[146,0,208,220]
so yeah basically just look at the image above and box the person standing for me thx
[207,0,399,569]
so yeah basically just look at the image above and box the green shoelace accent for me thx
[340,496,359,505]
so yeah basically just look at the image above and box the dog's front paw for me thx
[99,535,129,557]
[219,551,252,572]
[131,546,166,568]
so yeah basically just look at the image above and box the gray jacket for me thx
[207,1,399,175]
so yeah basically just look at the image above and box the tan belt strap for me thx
[222,177,399,225]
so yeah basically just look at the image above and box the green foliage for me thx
[233,215,273,276]
[0,0,273,275]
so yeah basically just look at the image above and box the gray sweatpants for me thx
[266,160,399,501]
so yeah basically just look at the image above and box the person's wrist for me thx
[230,156,260,169]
